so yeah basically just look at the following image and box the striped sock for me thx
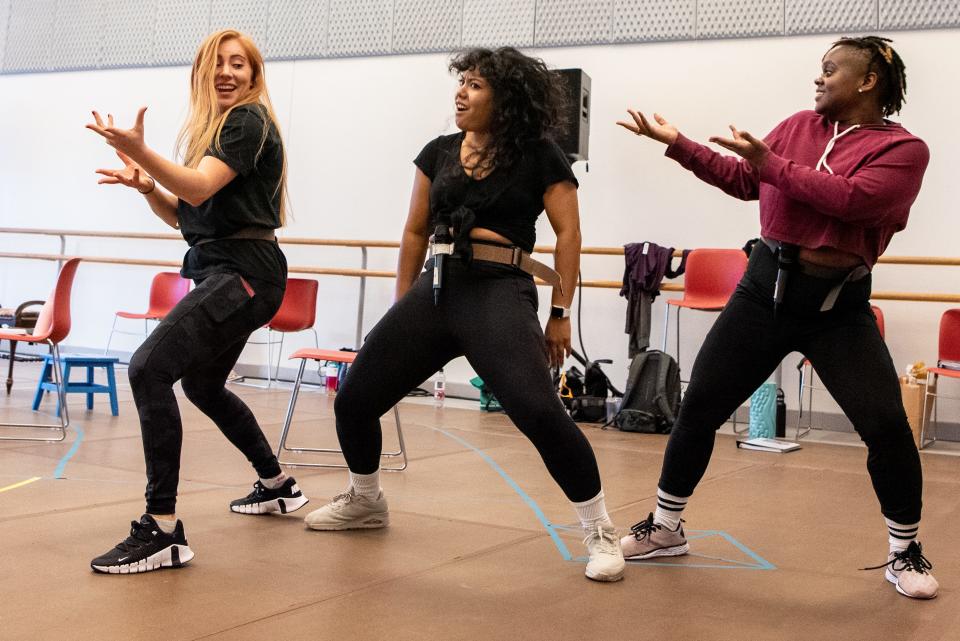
[886,517,919,552]
[349,469,381,499]
[654,488,689,531]
[260,471,289,490]
[572,490,613,530]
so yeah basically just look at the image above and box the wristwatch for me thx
[550,305,571,319]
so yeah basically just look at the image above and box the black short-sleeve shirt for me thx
[178,103,286,286]
[413,132,577,252]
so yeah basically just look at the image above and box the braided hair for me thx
[832,36,907,117]
[448,47,568,175]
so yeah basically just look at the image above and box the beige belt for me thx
[470,243,563,292]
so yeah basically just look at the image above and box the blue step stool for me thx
[33,354,120,417]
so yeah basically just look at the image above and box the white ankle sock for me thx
[573,490,613,530]
[886,517,919,553]
[654,488,688,531]
[153,517,177,534]
[349,470,381,499]
[260,472,289,490]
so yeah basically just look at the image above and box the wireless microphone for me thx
[773,242,799,317]
[432,223,453,306]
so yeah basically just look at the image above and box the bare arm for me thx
[395,168,432,301]
[87,108,237,208]
[542,180,581,368]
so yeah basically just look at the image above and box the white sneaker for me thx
[867,541,939,599]
[583,522,625,582]
[304,488,389,531]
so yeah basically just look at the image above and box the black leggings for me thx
[659,244,922,524]
[334,259,602,503]
[129,272,285,514]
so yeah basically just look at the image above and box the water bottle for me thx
[325,363,339,392]
[434,369,446,406]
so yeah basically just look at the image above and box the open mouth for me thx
[216,84,237,93]
[455,102,467,112]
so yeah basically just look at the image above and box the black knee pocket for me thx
[197,273,255,323]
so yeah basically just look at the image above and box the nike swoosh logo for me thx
[118,556,129,563]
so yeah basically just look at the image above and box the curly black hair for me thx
[448,47,569,174]
[832,35,907,117]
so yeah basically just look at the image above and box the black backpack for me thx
[615,350,681,433]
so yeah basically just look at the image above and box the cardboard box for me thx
[899,378,936,448]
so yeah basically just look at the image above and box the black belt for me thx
[194,227,277,247]
[760,238,870,312]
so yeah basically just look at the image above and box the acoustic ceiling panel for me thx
[328,0,393,57]
[613,0,696,43]
[209,0,269,47]
[880,0,960,29]
[101,0,157,68]
[786,0,877,35]
[266,0,328,60]
[4,0,57,72]
[697,0,785,39]
[394,0,462,54]
[462,0,536,48]
[535,0,612,47]
[154,0,209,66]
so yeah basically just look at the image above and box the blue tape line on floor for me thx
[53,424,85,479]
[429,426,574,562]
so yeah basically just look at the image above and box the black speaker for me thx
[556,68,591,163]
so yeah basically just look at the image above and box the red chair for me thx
[662,248,748,362]
[921,309,960,448]
[105,272,190,355]
[276,348,407,470]
[796,305,885,439]
[0,258,81,441]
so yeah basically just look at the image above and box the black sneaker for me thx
[91,514,194,574]
[230,477,309,515]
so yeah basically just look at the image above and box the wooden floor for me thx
[1,360,957,641]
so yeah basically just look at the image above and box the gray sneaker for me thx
[620,512,689,560]
[583,522,625,582]
[304,488,389,531]
[863,541,939,599]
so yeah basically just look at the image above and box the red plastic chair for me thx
[105,272,190,354]
[661,248,748,362]
[796,305,885,439]
[921,308,960,448]
[237,278,319,387]
[276,348,406,470]
[0,258,81,441]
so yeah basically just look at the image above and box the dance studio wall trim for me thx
[1,0,960,74]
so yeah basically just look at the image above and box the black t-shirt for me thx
[178,103,286,286]
[413,132,577,253]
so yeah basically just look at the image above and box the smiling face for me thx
[214,38,254,111]
[454,69,494,133]
[814,45,875,119]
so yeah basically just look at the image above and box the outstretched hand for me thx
[86,107,148,158]
[616,109,678,145]
[95,150,154,193]
[709,125,770,168]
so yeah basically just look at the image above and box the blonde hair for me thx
[177,29,288,225]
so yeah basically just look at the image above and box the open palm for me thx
[96,150,151,192]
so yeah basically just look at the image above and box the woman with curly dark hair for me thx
[304,47,625,582]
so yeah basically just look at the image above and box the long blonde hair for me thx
[176,30,288,225]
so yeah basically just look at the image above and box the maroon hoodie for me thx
[664,110,929,267]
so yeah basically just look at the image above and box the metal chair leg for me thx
[0,341,69,441]
[920,374,938,449]
[277,358,407,471]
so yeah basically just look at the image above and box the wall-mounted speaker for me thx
[555,68,591,163]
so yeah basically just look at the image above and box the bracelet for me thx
[138,176,156,195]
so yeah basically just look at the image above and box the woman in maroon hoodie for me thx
[616,36,938,599]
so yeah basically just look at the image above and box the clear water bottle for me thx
[434,369,446,406]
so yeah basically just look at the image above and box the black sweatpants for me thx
[659,243,922,524]
[334,258,602,503]
[129,271,285,514]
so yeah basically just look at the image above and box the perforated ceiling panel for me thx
[0,0,9,70]
[4,0,56,72]
[880,0,960,30]
[394,0,462,54]
[328,0,393,57]
[266,0,328,60]
[210,0,269,46]
[697,0,785,39]
[52,0,104,71]
[613,0,695,42]
[786,0,877,35]
[154,0,209,67]
[462,0,536,48]
[535,0,612,47]
[101,0,157,68]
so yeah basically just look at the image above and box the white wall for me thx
[1,30,958,418]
